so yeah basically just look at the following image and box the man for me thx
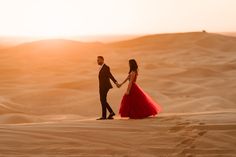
[97,56,119,120]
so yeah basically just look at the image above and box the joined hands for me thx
[115,82,122,88]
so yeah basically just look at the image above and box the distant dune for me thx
[0,34,141,50]
[220,32,236,37]
[0,31,236,116]
[0,32,236,157]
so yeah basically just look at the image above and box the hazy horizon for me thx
[0,0,236,37]
[1,31,236,49]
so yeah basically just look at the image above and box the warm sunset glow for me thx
[0,0,236,37]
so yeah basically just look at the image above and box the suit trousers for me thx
[99,88,114,118]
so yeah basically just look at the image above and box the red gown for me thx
[119,73,162,119]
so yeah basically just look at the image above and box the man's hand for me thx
[115,82,121,88]
[117,84,122,88]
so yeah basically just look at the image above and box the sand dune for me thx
[0,112,235,156]
[0,32,236,156]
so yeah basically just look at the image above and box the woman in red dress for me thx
[118,59,162,119]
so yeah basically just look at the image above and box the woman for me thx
[118,59,161,119]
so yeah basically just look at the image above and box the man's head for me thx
[97,56,104,65]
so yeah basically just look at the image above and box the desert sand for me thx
[0,32,236,156]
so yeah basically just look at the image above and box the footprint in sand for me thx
[172,121,208,156]
[199,122,205,125]
[168,121,191,133]
[176,138,195,147]
[198,130,207,136]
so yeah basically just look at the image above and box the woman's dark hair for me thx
[129,59,138,74]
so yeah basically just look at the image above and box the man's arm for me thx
[107,66,117,84]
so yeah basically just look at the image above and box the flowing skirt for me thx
[119,83,162,119]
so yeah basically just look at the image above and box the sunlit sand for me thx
[0,32,236,156]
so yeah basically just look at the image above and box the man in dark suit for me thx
[97,56,119,120]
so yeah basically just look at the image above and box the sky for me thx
[0,0,236,37]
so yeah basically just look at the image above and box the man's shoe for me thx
[107,112,115,119]
[96,117,106,120]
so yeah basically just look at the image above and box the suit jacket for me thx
[99,64,117,91]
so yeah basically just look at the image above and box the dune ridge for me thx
[0,32,235,156]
